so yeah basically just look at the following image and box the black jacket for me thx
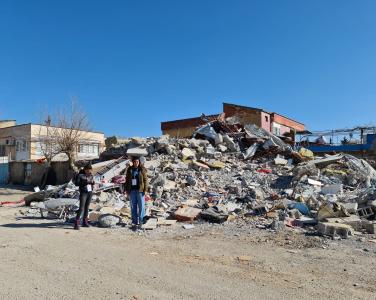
[77,173,94,193]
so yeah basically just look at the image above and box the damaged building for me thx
[161,103,306,142]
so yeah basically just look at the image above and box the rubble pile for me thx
[21,120,376,238]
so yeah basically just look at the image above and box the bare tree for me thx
[36,115,60,164]
[37,100,91,171]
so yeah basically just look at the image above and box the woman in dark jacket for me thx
[125,157,148,229]
[74,164,94,230]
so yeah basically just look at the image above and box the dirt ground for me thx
[0,185,375,300]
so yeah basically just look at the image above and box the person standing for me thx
[125,157,148,229]
[74,164,94,230]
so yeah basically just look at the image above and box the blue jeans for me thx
[130,190,145,225]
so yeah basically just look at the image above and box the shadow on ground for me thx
[1,221,72,229]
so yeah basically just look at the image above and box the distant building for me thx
[161,102,305,140]
[0,120,105,162]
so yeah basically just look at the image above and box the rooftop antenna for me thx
[45,115,51,126]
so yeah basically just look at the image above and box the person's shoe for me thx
[82,218,90,227]
[131,224,138,231]
[74,219,80,230]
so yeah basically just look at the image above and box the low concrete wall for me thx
[9,161,71,186]
[9,162,24,185]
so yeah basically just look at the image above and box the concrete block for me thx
[362,220,376,234]
[340,202,358,214]
[357,206,374,218]
[317,222,355,239]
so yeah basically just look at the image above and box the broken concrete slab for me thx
[181,148,196,159]
[200,206,229,223]
[340,202,358,214]
[182,224,195,230]
[142,218,158,230]
[174,206,202,222]
[326,215,363,231]
[223,134,239,152]
[309,154,343,168]
[157,218,177,226]
[274,155,288,166]
[126,147,148,157]
[321,184,343,195]
[243,143,258,160]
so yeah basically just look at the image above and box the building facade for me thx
[0,121,105,162]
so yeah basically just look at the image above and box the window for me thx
[78,144,99,155]
[0,145,5,156]
[16,139,28,152]
[35,142,43,155]
[273,127,281,136]
[265,115,269,122]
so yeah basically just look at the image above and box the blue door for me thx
[0,157,9,184]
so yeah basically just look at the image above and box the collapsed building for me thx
[13,115,376,239]
[160,102,306,142]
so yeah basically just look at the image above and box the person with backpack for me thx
[74,164,95,230]
[125,157,148,230]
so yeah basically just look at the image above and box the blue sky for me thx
[0,0,375,137]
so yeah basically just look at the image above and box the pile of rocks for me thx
[97,121,376,237]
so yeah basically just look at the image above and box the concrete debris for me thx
[17,119,376,240]
[126,147,149,157]
[182,224,195,230]
[317,222,355,239]
[321,184,343,195]
[98,214,121,228]
[274,155,288,166]
[142,218,158,230]
[174,206,202,222]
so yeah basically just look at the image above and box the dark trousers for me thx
[76,191,92,219]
